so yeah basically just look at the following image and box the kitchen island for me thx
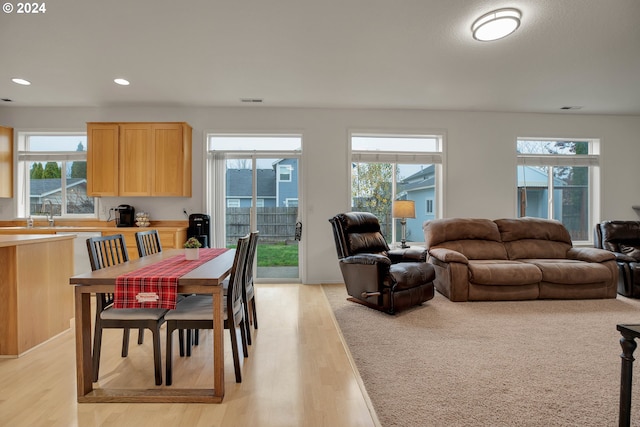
[0,234,75,356]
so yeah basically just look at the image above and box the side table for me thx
[617,324,640,427]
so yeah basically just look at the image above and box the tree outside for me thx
[351,162,393,238]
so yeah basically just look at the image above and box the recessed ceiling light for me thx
[472,8,521,41]
[114,78,130,86]
[11,78,31,85]
[240,98,263,103]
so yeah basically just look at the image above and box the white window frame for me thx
[516,137,600,245]
[16,131,98,219]
[350,131,445,245]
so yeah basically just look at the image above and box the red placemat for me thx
[114,248,228,309]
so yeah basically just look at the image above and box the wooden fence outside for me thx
[226,207,299,244]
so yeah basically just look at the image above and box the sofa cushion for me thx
[390,262,437,291]
[468,260,542,286]
[495,218,572,259]
[503,239,571,260]
[495,217,572,244]
[521,259,612,284]
[435,240,508,260]
[424,218,508,260]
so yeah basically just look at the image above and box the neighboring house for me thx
[275,158,299,207]
[30,178,90,214]
[398,165,436,242]
[226,169,276,208]
[226,159,299,208]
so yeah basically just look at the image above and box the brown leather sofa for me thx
[594,220,640,298]
[330,212,435,313]
[423,217,617,302]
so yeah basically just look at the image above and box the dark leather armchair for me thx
[329,212,435,313]
[594,220,640,297]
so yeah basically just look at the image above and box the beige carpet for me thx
[323,283,640,427]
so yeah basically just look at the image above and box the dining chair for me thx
[135,229,192,356]
[86,234,168,386]
[133,229,162,345]
[135,229,162,257]
[164,235,250,385]
[241,230,259,344]
[191,231,258,347]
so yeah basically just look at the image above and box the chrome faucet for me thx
[43,199,55,226]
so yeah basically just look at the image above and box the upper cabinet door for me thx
[86,122,192,197]
[0,126,13,197]
[0,126,13,198]
[151,123,192,197]
[119,123,152,196]
[87,123,119,197]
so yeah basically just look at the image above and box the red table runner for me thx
[114,248,228,309]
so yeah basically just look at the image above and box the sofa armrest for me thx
[567,247,616,263]
[341,253,392,266]
[428,247,469,264]
[388,247,428,263]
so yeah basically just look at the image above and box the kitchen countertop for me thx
[0,233,76,247]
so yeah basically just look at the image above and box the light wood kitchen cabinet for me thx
[0,126,13,198]
[87,123,119,196]
[87,122,192,197]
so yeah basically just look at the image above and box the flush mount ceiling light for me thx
[11,78,31,85]
[472,8,521,41]
[113,78,130,86]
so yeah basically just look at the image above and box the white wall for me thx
[1,106,639,284]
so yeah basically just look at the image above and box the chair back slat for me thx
[227,235,250,324]
[135,229,162,257]
[86,234,130,310]
[244,231,259,295]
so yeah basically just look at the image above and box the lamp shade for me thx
[392,200,416,219]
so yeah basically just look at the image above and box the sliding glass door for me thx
[207,135,302,282]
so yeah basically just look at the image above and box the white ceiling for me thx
[1,0,639,115]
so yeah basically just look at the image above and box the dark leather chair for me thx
[595,220,640,297]
[329,212,436,314]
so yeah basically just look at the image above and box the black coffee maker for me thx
[115,205,135,227]
[188,213,211,247]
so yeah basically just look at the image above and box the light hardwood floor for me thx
[0,284,379,427]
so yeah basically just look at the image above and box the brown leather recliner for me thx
[329,212,435,314]
[594,220,640,298]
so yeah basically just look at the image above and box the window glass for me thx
[17,133,96,218]
[208,135,301,151]
[517,138,599,243]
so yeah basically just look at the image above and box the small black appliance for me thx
[188,213,211,248]
[115,205,135,227]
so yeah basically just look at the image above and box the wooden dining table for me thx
[69,248,236,403]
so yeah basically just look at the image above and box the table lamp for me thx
[392,200,415,249]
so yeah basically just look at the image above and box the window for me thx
[426,199,433,214]
[278,165,292,182]
[517,138,600,243]
[227,199,241,208]
[351,133,444,244]
[17,132,96,218]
